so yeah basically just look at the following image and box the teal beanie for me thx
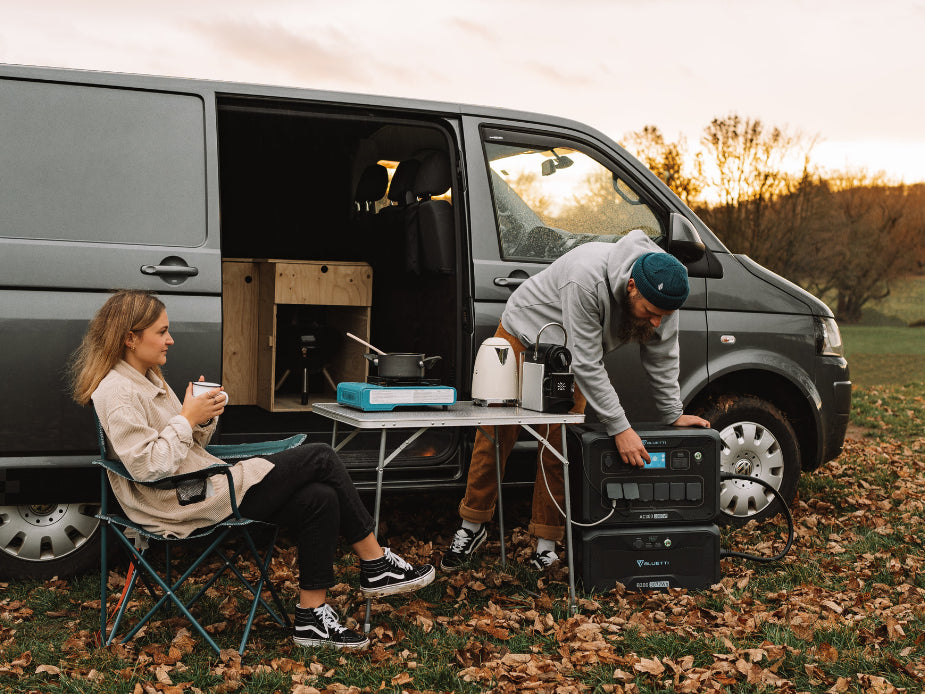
[630,252,689,311]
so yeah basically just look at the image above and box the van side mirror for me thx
[668,213,705,264]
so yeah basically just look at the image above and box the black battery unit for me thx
[579,524,721,592]
[578,426,721,525]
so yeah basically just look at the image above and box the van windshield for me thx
[485,140,661,262]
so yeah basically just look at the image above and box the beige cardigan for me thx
[92,361,273,538]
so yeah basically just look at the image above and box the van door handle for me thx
[493,276,526,288]
[141,265,199,277]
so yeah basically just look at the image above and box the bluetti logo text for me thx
[637,559,670,568]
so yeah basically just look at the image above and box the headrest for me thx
[387,159,421,204]
[414,150,451,198]
[355,164,388,203]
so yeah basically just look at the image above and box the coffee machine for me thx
[520,322,575,413]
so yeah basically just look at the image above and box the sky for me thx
[2,0,925,184]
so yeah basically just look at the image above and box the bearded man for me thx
[441,229,710,571]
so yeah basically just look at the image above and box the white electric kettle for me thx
[472,337,518,405]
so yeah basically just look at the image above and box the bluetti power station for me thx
[575,426,723,591]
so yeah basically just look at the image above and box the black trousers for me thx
[238,443,375,591]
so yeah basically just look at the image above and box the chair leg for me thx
[99,520,108,645]
[105,561,141,646]
[109,530,223,655]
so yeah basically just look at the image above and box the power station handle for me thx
[534,322,569,359]
[141,265,199,277]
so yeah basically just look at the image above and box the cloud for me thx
[449,18,497,42]
[188,18,376,87]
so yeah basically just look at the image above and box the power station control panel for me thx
[578,426,721,525]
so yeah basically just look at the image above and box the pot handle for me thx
[363,353,379,366]
[421,356,442,369]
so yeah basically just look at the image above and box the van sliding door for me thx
[0,77,220,458]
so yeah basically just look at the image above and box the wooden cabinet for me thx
[222,259,372,412]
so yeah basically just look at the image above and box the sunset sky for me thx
[2,0,924,183]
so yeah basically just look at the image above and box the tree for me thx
[805,173,924,323]
[693,114,823,279]
[621,126,702,206]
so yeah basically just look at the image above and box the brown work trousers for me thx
[459,323,587,541]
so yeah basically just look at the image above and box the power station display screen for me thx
[646,452,666,469]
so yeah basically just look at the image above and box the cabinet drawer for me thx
[270,261,372,306]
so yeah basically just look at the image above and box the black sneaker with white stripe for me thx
[293,603,369,650]
[440,524,487,571]
[359,547,435,598]
[529,549,559,571]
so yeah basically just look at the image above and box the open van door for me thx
[461,119,707,423]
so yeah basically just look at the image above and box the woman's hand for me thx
[181,378,226,428]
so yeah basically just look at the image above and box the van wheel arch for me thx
[689,369,820,472]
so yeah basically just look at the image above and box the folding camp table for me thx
[312,401,584,632]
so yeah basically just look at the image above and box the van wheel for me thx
[0,503,102,579]
[698,395,801,527]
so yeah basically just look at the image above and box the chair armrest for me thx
[92,458,233,488]
[206,433,306,461]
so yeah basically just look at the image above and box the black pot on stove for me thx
[363,352,442,380]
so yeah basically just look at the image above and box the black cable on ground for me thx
[719,472,795,563]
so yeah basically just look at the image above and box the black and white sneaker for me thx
[440,525,487,571]
[359,547,435,598]
[529,549,559,571]
[293,603,369,650]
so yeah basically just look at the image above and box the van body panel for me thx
[707,254,812,315]
[0,291,219,456]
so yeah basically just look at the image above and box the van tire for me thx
[0,503,102,579]
[697,395,801,527]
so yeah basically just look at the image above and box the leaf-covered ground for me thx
[1,385,923,693]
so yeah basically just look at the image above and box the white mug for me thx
[191,381,230,405]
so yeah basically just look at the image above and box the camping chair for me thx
[94,417,305,655]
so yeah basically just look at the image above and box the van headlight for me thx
[815,316,844,356]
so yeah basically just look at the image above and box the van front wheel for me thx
[0,503,102,579]
[698,395,801,527]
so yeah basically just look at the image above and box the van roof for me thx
[0,62,602,137]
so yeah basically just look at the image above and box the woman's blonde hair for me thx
[69,290,167,405]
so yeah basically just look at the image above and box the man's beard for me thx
[618,292,657,344]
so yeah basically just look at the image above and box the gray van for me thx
[0,64,850,579]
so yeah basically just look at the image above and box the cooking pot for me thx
[363,352,442,380]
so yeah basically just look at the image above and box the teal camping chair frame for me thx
[94,417,304,655]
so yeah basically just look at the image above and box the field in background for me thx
[839,274,925,387]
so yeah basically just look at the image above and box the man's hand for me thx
[672,414,710,428]
[614,428,650,467]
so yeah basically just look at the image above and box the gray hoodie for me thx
[500,229,683,435]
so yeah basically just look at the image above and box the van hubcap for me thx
[718,422,784,519]
[0,504,100,562]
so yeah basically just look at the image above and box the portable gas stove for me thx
[336,376,457,412]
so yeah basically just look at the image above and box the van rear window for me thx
[0,79,206,247]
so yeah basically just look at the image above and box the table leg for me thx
[493,426,506,567]
[364,428,388,634]
[559,423,577,615]
[331,420,337,448]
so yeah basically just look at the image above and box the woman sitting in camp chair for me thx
[70,289,434,651]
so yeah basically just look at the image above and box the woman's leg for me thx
[248,443,375,545]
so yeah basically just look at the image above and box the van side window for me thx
[484,137,661,262]
[0,79,205,246]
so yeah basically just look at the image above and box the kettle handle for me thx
[362,353,379,366]
[421,356,442,368]
[533,322,568,359]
